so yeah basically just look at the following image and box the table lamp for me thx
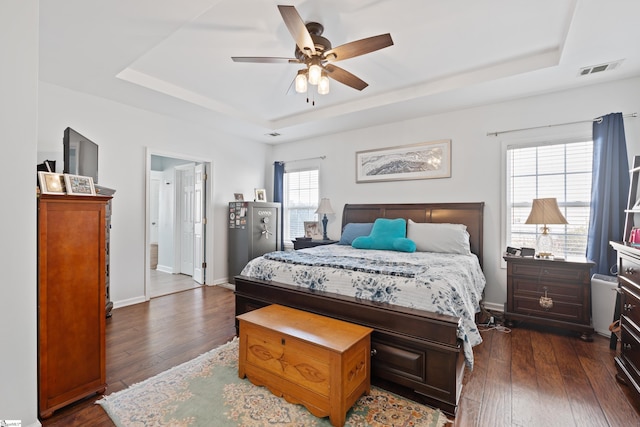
[315,198,334,240]
[524,198,568,258]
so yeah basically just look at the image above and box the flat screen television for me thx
[63,127,98,184]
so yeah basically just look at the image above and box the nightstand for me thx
[292,239,338,250]
[503,255,595,341]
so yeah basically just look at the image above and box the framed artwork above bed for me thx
[355,139,451,183]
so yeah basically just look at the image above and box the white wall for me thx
[270,77,640,309]
[0,1,39,425]
[37,82,269,306]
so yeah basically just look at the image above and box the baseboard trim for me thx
[482,301,504,313]
[216,282,235,291]
[156,265,173,274]
[113,296,146,309]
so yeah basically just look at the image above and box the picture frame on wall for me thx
[64,174,96,196]
[355,139,452,183]
[254,188,267,202]
[38,172,66,195]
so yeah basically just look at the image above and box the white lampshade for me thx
[295,70,307,93]
[318,74,330,95]
[315,198,334,215]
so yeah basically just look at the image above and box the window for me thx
[506,140,593,258]
[283,168,319,242]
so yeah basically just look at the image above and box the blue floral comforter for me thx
[241,245,486,369]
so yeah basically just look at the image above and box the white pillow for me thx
[407,219,471,255]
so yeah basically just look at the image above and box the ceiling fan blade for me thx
[231,57,301,64]
[324,64,368,91]
[324,33,393,62]
[278,5,316,57]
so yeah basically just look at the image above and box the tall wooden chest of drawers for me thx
[504,255,595,340]
[38,194,111,418]
[610,241,640,401]
[237,304,373,427]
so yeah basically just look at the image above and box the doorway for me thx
[145,150,212,299]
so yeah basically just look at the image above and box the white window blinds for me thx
[283,168,319,241]
[506,140,593,258]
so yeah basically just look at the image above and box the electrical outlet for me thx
[489,316,495,325]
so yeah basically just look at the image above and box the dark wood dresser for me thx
[504,255,595,340]
[37,194,111,418]
[610,241,640,401]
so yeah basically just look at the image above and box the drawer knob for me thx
[539,288,553,310]
[624,303,635,312]
[625,267,636,275]
[623,343,632,351]
[371,349,377,357]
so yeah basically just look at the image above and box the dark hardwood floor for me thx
[41,286,640,427]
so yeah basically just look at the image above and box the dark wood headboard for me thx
[341,202,484,268]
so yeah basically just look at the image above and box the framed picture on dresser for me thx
[64,174,96,196]
[38,172,66,195]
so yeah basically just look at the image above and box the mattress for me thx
[241,244,486,368]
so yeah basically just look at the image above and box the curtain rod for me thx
[279,156,326,164]
[487,112,637,137]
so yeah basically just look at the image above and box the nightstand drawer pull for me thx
[623,343,632,351]
[539,287,553,310]
[624,303,636,312]
[625,267,636,275]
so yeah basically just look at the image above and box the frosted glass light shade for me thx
[318,74,330,95]
[308,63,322,85]
[295,71,307,93]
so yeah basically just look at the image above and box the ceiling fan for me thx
[231,5,393,96]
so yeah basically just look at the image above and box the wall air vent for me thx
[578,59,624,76]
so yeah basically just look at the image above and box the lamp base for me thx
[536,227,554,258]
[321,214,329,240]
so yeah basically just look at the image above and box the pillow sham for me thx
[338,222,374,245]
[407,219,471,254]
[352,218,416,252]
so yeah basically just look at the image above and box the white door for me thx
[193,164,206,284]
[179,166,195,276]
[149,171,162,244]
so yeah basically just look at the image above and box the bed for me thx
[234,202,485,415]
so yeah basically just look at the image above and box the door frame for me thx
[144,148,213,301]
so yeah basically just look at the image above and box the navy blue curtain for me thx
[273,161,285,250]
[587,113,629,275]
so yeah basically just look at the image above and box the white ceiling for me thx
[39,0,640,144]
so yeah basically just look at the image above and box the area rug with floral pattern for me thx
[97,338,448,427]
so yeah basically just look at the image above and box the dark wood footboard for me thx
[234,275,465,415]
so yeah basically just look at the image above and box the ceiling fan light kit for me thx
[295,70,308,93]
[231,4,393,102]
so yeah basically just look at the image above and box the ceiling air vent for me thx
[265,132,281,137]
[578,60,624,76]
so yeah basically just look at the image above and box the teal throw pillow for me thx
[351,218,416,252]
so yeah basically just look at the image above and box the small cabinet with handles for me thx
[503,255,595,341]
